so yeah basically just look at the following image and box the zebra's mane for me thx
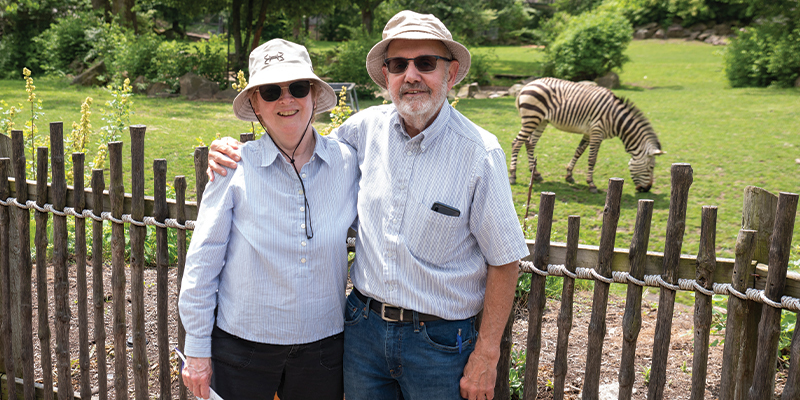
[614,95,662,151]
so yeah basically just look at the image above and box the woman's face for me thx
[251,80,316,138]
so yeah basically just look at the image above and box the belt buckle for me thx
[380,303,403,322]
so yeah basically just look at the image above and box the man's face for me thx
[383,39,459,132]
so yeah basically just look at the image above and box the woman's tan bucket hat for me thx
[233,39,336,122]
[366,10,471,90]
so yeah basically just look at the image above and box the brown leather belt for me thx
[352,288,442,323]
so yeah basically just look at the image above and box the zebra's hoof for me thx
[532,174,543,183]
[565,176,575,184]
[589,186,598,194]
[509,176,516,185]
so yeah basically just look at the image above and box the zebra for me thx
[509,77,664,193]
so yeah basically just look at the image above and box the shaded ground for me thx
[25,263,789,399]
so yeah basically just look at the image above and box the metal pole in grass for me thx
[522,158,537,233]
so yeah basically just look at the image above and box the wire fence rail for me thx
[0,125,797,400]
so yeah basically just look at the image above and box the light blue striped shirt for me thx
[179,130,359,357]
[333,103,529,320]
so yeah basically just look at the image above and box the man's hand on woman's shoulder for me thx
[207,137,243,181]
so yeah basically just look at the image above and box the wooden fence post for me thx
[737,186,776,399]
[109,141,127,399]
[12,129,35,400]
[582,178,623,400]
[91,169,108,400]
[194,147,208,207]
[718,229,757,400]
[782,316,800,400]
[748,192,798,399]
[691,206,717,400]
[553,215,581,400]
[129,125,149,400]
[73,153,91,399]
[51,121,74,400]
[0,156,15,400]
[175,175,188,400]
[240,133,255,143]
[618,199,654,400]
[523,192,555,400]
[648,163,693,400]
[154,159,170,400]
[35,146,53,400]
[494,309,514,400]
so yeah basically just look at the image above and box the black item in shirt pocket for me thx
[431,201,460,217]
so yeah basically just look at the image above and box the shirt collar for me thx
[259,128,331,168]
[391,101,451,148]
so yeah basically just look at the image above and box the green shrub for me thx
[463,49,496,86]
[107,30,163,83]
[724,23,800,88]
[33,10,106,75]
[318,31,380,99]
[541,11,632,81]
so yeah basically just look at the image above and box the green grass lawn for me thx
[1,39,798,264]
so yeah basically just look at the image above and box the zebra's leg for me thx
[586,136,603,193]
[565,136,590,184]
[509,134,526,184]
[527,123,547,182]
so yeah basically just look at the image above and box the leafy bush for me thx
[107,30,163,82]
[33,10,106,75]
[724,23,800,88]
[541,11,632,81]
[317,31,380,99]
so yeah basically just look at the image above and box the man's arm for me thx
[459,260,519,400]
[207,137,242,181]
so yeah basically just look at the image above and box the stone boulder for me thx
[704,34,729,46]
[653,28,666,39]
[146,82,174,97]
[713,23,732,36]
[698,29,714,41]
[214,88,239,102]
[456,82,480,99]
[132,75,148,94]
[686,31,701,41]
[508,83,524,99]
[595,72,620,89]
[688,23,707,33]
[71,60,106,86]
[179,72,220,100]
[667,24,687,38]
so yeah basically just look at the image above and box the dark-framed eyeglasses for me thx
[383,55,453,74]
[258,80,313,102]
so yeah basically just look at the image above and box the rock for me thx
[642,22,658,30]
[146,82,173,97]
[595,72,620,89]
[214,88,239,101]
[488,91,507,99]
[686,31,701,41]
[688,23,707,32]
[634,28,649,40]
[698,29,714,41]
[456,82,479,99]
[508,83,524,98]
[71,60,106,86]
[68,58,86,74]
[714,23,732,36]
[473,92,489,99]
[179,72,220,100]
[704,34,729,46]
[447,89,457,102]
[131,75,148,94]
[667,24,686,38]
[653,28,666,39]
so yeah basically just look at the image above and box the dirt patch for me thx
[25,263,789,399]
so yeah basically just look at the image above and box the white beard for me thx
[391,77,449,133]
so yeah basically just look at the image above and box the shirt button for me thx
[301,241,307,247]
[301,173,307,178]
[298,190,304,195]
[300,206,305,211]
[399,184,406,190]
[406,151,412,156]
[301,223,306,229]
[301,258,307,263]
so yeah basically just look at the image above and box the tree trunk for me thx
[250,0,270,51]
[359,0,384,35]
[231,0,244,71]
[91,0,111,19]
[112,0,137,33]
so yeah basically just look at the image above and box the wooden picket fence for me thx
[0,124,797,400]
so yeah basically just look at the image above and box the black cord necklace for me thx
[258,112,315,240]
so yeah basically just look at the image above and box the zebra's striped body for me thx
[509,77,663,192]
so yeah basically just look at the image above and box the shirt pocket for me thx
[405,200,465,265]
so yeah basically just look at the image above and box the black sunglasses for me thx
[383,55,453,74]
[258,80,312,102]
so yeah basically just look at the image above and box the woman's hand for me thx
[182,356,213,399]
[207,137,243,181]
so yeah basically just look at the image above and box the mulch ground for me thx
[23,262,790,399]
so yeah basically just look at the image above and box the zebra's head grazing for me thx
[628,140,664,192]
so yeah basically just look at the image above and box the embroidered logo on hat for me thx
[264,52,284,65]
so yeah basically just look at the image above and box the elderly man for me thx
[208,11,528,400]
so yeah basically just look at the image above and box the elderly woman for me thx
[178,39,358,400]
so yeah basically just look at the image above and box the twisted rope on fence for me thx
[517,259,800,312]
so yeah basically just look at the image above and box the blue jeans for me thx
[343,290,478,400]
